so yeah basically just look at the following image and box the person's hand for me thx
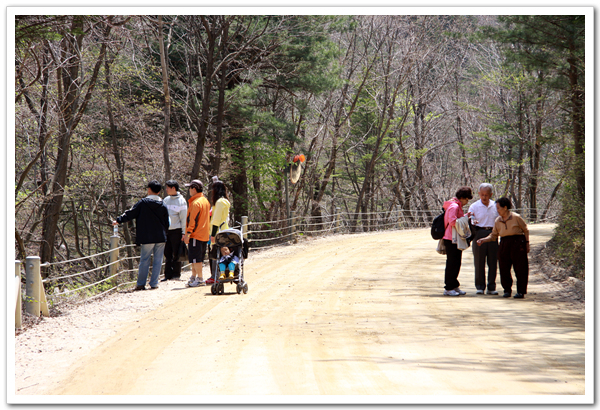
[526,243,530,253]
[466,211,473,218]
[476,238,484,247]
[112,220,118,226]
[183,234,189,245]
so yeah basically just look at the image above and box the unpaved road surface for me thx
[15,224,585,397]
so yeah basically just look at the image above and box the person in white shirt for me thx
[162,180,188,281]
[468,183,499,295]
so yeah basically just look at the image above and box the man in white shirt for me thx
[162,180,188,281]
[468,183,499,295]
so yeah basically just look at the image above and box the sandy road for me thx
[48,224,584,396]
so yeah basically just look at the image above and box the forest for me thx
[14,14,585,285]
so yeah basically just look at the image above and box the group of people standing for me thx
[442,183,530,299]
[112,177,231,290]
[111,178,530,297]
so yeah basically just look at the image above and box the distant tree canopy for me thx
[14,14,585,277]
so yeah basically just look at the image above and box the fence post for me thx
[241,216,248,239]
[15,261,22,329]
[25,256,49,318]
[25,256,41,317]
[291,210,297,243]
[335,207,340,234]
[109,233,119,285]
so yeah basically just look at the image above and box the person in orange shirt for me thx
[183,179,211,287]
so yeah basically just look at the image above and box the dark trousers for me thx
[444,239,463,290]
[472,228,498,291]
[164,228,183,279]
[498,235,529,295]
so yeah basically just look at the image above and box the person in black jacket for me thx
[112,181,170,290]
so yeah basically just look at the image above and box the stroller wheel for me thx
[236,284,242,294]
[243,284,248,294]
[218,283,225,295]
[211,284,217,295]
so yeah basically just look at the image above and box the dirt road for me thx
[32,224,585,397]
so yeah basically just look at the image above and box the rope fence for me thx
[16,206,559,318]
[45,244,132,267]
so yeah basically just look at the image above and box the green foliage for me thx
[271,16,343,94]
[548,175,585,278]
[15,15,66,45]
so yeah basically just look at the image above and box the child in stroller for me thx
[218,246,240,279]
[211,228,249,295]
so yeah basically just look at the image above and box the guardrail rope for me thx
[45,245,132,266]
[21,206,558,308]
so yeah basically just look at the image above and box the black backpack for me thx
[431,208,446,240]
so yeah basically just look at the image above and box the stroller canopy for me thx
[215,228,243,248]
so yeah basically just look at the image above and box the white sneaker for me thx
[187,277,196,286]
[443,289,460,296]
[189,277,205,287]
[476,290,484,295]
[454,287,466,295]
[486,290,499,295]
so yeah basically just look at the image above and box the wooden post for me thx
[109,234,119,285]
[25,256,41,317]
[291,210,297,242]
[25,256,49,317]
[241,216,248,239]
[335,207,340,234]
[15,261,22,329]
[39,270,49,317]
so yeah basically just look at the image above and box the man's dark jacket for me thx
[116,197,170,245]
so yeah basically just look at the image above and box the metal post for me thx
[241,216,248,239]
[25,256,41,317]
[15,261,22,329]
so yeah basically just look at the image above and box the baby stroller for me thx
[210,227,249,295]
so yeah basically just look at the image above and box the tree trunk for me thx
[40,17,111,266]
[513,94,524,210]
[212,19,230,176]
[455,74,470,186]
[39,46,50,195]
[105,57,134,269]
[191,17,216,179]
[158,16,172,181]
[568,47,585,201]
[528,73,543,222]
[230,142,248,224]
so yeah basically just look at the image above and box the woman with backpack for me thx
[442,186,474,296]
